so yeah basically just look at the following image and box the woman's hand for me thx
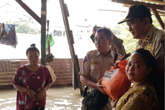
[36,88,46,100]
[27,89,36,99]
[111,99,118,107]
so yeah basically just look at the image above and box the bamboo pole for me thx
[152,8,165,29]
[41,0,47,65]
[15,0,41,24]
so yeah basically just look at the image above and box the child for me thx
[45,54,56,86]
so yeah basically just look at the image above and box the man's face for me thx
[127,18,146,39]
[94,31,111,54]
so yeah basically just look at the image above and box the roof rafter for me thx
[112,0,165,29]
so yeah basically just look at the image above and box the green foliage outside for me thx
[46,34,55,48]
[16,23,40,34]
[4,17,40,34]
[1,11,164,55]
[111,24,137,54]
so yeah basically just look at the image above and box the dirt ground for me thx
[0,86,82,110]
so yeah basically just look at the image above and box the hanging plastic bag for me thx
[101,54,131,101]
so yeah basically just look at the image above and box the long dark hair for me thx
[134,48,157,84]
[134,48,163,109]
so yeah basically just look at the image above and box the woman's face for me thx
[27,50,39,65]
[94,31,111,54]
[126,54,151,83]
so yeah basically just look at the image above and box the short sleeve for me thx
[81,54,90,78]
[152,31,165,74]
[153,31,165,59]
[12,67,24,87]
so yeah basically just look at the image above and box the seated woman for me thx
[115,48,159,110]
[12,44,52,110]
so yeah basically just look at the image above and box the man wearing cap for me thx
[119,4,164,110]
[90,25,126,58]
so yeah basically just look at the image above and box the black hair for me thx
[134,48,164,109]
[26,44,40,56]
[134,48,157,82]
[45,53,54,63]
[134,48,160,98]
[96,27,112,39]
[93,25,102,32]
[134,48,156,70]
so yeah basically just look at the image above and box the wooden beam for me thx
[59,0,80,89]
[112,0,165,29]
[40,0,47,65]
[15,0,41,24]
[152,8,165,29]
[112,0,165,10]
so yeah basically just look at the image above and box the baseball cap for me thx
[118,5,151,24]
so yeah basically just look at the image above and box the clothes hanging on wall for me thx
[0,23,17,47]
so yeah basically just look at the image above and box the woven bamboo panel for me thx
[0,59,83,87]
[0,61,20,86]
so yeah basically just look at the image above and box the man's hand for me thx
[96,83,105,94]
[80,75,88,85]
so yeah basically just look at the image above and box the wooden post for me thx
[47,20,50,55]
[152,8,165,29]
[15,0,47,65]
[59,0,80,89]
[41,0,47,65]
[15,0,41,24]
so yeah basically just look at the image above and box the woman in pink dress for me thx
[13,44,52,110]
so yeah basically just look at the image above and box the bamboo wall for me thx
[0,59,83,87]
